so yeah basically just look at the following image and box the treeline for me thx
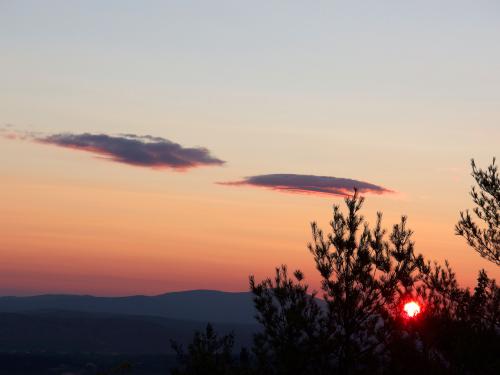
[171,159,499,375]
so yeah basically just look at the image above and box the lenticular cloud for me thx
[36,132,225,170]
[219,174,393,196]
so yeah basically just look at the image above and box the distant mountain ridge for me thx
[0,290,256,324]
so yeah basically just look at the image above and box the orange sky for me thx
[1,136,498,296]
[1,1,499,295]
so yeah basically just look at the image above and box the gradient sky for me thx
[1,1,499,296]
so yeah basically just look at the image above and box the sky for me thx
[1,0,499,296]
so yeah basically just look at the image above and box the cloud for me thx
[219,174,393,196]
[33,132,225,170]
[0,124,27,140]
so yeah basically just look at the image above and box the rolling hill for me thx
[0,310,256,354]
[0,290,256,324]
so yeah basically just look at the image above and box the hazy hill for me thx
[0,290,255,324]
[0,310,256,354]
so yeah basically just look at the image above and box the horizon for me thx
[1,1,499,297]
[0,288,252,298]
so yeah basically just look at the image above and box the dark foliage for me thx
[170,324,251,375]
[174,191,499,375]
[246,192,427,374]
[408,265,500,374]
[249,266,328,375]
[308,192,424,373]
[456,158,500,265]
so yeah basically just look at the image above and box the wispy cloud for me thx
[3,128,225,170]
[0,124,32,140]
[219,174,393,196]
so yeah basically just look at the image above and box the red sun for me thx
[403,301,421,318]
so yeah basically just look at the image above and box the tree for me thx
[250,265,328,375]
[175,189,499,374]
[413,264,500,374]
[456,158,500,265]
[251,191,425,374]
[170,324,247,375]
[308,191,424,373]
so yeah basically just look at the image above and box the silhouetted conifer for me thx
[456,158,500,265]
[249,265,329,375]
[308,191,424,373]
[405,262,500,374]
[175,189,500,374]
[250,191,425,374]
[170,324,247,375]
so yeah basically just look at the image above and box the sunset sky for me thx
[1,1,499,296]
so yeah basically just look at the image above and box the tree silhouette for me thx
[456,158,500,265]
[250,191,425,374]
[308,191,424,373]
[412,263,500,374]
[170,324,247,375]
[249,265,328,375]
[174,190,499,374]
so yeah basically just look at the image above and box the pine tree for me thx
[249,265,328,375]
[308,191,424,373]
[456,158,500,265]
[415,264,500,374]
[251,191,424,374]
[170,324,242,375]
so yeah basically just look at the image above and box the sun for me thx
[403,301,421,318]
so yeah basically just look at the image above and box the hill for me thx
[0,310,256,354]
[0,290,255,324]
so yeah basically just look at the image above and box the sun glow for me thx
[403,301,421,318]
